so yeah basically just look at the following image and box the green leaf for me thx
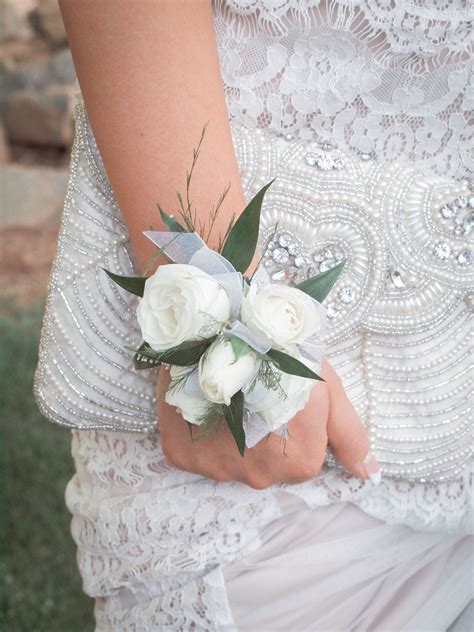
[266,349,324,381]
[229,335,252,360]
[296,260,345,303]
[103,269,147,297]
[221,179,275,273]
[132,338,215,369]
[157,204,186,232]
[132,342,161,370]
[224,391,246,457]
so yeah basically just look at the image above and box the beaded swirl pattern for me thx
[34,102,473,483]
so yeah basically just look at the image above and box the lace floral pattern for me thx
[213,0,473,179]
[67,429,472,630]
[58,1,473,629]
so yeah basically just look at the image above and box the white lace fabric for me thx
[67,429,472,630]
[214,0,473,180]
[58,1,474,629]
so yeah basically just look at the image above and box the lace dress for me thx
[63,1,473,629]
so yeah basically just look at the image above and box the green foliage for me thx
[224,391,246,456]
[132,338,216,369]
[221,180,275,273]
[229,336,253,360]
[102,269,147,297]
[247,359,285,398]
[265,348,324,381]
[157,204,185,233]
[0,303,94,631]
[297,260,345,303]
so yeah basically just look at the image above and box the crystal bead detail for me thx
[319,259,336,272]
[294,255,307,268]
[338,286,355,304]
[463,212,473,236]
[390,269,406,289]
[433,242,452,260]
[440,203,457,219]
[271,269,287,282]
[313,249,326,262]
[457,249,472,267]
[272,247,289,264]
[326,302,340,319]
[304,152,345,171]
[287,243,300,256]
[278,233,292,248]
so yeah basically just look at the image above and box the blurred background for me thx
[1,1,95,629]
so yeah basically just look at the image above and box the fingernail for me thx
[363,451,382,486]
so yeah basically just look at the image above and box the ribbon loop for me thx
[223,321,271,355]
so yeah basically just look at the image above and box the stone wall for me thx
[1,0,75,302]
[1,0,76,162]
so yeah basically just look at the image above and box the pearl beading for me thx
[34,101,473,482]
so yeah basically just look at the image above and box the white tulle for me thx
[64,1,473,629]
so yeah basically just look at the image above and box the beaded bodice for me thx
[34,4,473,629]
[34,0,472,497]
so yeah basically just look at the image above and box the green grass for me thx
[0,302,95,631]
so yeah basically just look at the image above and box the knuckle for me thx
[212,470,233,483]
[245,473,273,490]
[296,461,321,482]
[207,463,233,482]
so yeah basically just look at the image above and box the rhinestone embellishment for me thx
[433,242,452,260]
[35,101,473,486]
[338,286,355,304]
[304,152,345,171]
[436,194,473,243]
[457,249,472,267]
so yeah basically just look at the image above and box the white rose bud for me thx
[137,264,230,351]
[244,365,315,431]
[164,366,209,425]
[198,339,259,406]
[241,283,322,350]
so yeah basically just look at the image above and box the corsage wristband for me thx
[103,130,344,456]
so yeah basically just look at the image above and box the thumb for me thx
[321,360,382,485]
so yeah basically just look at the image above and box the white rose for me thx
[198,339,260,406]
[244,365,315,431]
[164,366,209,425]
[137,264,230,351]
[240,283,321,350]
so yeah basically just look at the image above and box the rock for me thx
[0,163,67,227]
[4,84,75,147]
[33,0,68,48]
[0,0,36,44]
[0,123,11,163]
[0,49,75,104]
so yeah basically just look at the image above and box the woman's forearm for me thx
[59,0,246,270]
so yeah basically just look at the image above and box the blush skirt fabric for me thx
[222,491,473,632]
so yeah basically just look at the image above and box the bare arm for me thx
[59,0,246,270]
[59,0,378,487]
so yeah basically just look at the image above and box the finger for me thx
[322,361,381,484]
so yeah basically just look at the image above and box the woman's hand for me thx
[158,359,381,489]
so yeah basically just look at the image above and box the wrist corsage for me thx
[104,127,343,455]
